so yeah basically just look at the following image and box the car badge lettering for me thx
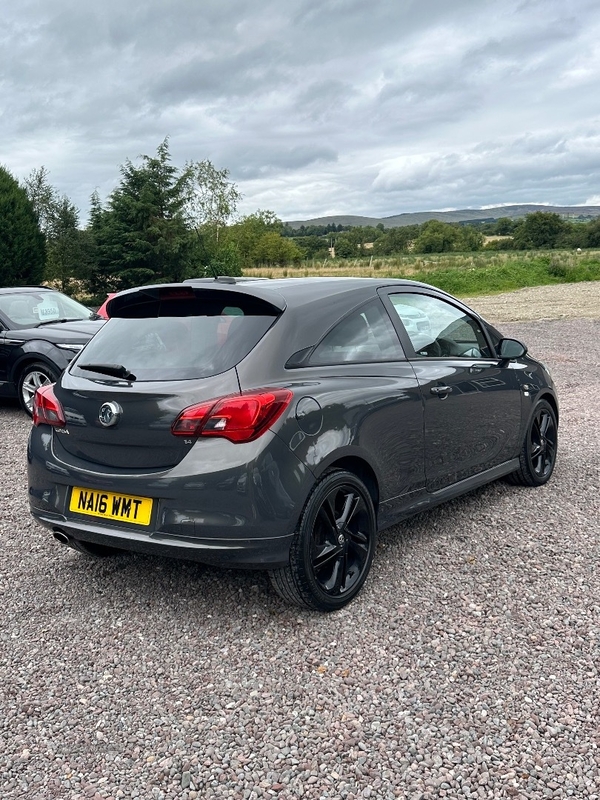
[98,401,122,428]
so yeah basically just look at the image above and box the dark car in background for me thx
[28,277,558,611]
[0,287,104,415]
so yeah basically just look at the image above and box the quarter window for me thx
[388,293,490,358]
[310,300,404,365]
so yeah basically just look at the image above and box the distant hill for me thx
[286,204,600,229]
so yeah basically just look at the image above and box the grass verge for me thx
[242,250,600,297]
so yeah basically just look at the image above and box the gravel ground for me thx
[462,280,600,323]
[1,284,599,800]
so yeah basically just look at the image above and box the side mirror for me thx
[498,337,527,360]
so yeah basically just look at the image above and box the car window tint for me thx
[74,303,278,381]
[388,293,491,358]
[310,299,404,365]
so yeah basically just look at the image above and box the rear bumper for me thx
[28,426,313,569]
[30,509,295,568]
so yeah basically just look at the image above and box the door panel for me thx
[411,359,521,491]
[381,289,522,491]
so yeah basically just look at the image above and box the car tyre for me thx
[269,469,376,611]
[18,361,59,416]
[508,399,557,487]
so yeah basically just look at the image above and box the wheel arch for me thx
[538,390,558,424]
[10,352,63,385]
[320,456,380,515]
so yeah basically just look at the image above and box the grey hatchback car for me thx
[28,277,558,610]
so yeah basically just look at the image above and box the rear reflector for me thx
[33,384,66,427]
[172,388,293,443]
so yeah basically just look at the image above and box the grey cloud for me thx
[150,43,289,105]
[371,131,600,213]
[291,0,486,56]
[2,0,600,221]
[293,81,357,125]
[230,144,338,179]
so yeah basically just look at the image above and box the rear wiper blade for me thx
[78,363,137,381]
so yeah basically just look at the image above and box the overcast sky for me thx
[2,0,600,223]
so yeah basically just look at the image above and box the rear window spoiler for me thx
[107,282,286,318]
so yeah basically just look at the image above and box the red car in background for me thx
[96,293,116,319]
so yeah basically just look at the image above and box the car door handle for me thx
[469,362,497,373]
[430,385,452,396]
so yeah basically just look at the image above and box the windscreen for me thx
[73,294,279,381]
[0,291,94,329]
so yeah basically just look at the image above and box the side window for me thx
[310,299,404,365]
[388,293,491,358]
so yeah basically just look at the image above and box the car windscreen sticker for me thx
[36,297,60,321]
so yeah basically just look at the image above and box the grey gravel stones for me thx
[462,279,600,324]
[1,302,599,799]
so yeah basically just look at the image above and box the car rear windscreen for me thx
[73,291,279,381]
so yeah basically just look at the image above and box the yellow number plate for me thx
[69,487,153,526]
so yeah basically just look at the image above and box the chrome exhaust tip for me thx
[52,529,71,546]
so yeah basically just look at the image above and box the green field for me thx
[243,249,600,297]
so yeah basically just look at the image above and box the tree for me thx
[45,197,86,293]
[293,235,331,259]
[23,167,56,237]
[24,168,86,292]
[585,217,600,248]
[494,217,518,235]
[334,226,384,255]
[373,225,419,255]
[225,211,301,267]
[225,211,273,265]
[88,139,199,290]
[456,225,484,251]
[181,159,242,276]
[86,141,245,289]
[512,212,568,250]
[332,235,355,259]
[0,165,45,286]
[195,240,242,278]
[413,220,461,253]
[185,160,241,241]
[253,231,303,265]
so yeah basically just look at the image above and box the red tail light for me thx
[33,384,66,427]
[172,388,293,443]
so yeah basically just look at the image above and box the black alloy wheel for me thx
[270,469,377,611]
[509,399,558,487]
[18,362,60,417]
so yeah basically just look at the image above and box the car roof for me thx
[108,276,484,337]
[229,276,426,296]
[0,286,54,295]
[116,276,436,314]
